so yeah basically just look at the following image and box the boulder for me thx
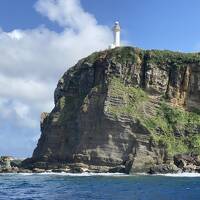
[32,168,46,173]
[148,164,181,174]
[174,154,194,166]
[108,165,125,173]
[174,154,200,172]
[52,168,70,173]
[183,164,196,173]
[18,169,32,173]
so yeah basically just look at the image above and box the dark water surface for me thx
[0,173,200,200]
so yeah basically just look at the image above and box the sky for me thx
[0,0,200,158]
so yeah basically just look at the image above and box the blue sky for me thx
[1,0,200,51]
[0,0,200,158]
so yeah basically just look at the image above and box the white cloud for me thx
[7,30,24,40]
[0,0,113,157]
[0,74,53,102]
[35,0,97,29]
[0,98,12,119]
[13,101,37,128]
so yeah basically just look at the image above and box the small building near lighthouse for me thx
[109,21,121,49]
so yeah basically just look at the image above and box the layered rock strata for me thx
[25,47,200,174]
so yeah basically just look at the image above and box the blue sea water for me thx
[0,173,200,200]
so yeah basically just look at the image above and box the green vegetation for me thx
[83,46,200,70]
[107,46,143,64]
[143,103,200,134]
[107,77,148,117]
[57,95,85,123]
[84,51,100,64]
[82,47,200,156]
[105,47,200,70]
[150,133,200,156]
[143,102,200,155]
[146,49,200,69]
[59,46,200,156]
[107,77,200,156]
[80,47,200,72]
[151,134,189,155]
[58,96,77,122]
[188,135,200,154]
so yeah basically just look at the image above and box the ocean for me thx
[0,173,200,200]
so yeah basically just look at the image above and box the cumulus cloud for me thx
[35,0,97,29]
[0,0,112,157]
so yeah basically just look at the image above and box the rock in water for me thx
[28,47,200,173]
[148,164,181,174]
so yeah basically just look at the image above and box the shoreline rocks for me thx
[2,47,200,175]
[2,153,200,174]
[148,164,181,174]
[30,47,200,175]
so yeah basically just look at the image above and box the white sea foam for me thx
[157,172,200,177]
[0,173,33,176]
[134,172,200,177]
[39,172,129,177]
[131,172,200,177]
[1,172,128,177]
[2,172,200,177]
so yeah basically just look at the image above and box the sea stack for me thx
[25,47,200,174]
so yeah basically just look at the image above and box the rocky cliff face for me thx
[30,47,200,173]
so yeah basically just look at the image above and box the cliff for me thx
[28,47,200,173]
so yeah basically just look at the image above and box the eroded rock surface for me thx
[26,47,200,173]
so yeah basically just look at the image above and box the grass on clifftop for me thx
[80,46,200,73]
[147,50,200,64]
[107,47,143,64]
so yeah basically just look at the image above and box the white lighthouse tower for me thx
[113,21,121,47]
[109,21,121,49]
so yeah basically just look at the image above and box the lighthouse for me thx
[113,21,121,47]
[109,21,121,49]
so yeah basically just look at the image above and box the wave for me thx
[2,172,200,177]
[129,172,200,177]
[156,172,200,177]
[40,172,129,177]
[134,172,200,177]
[4,172,128,177]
